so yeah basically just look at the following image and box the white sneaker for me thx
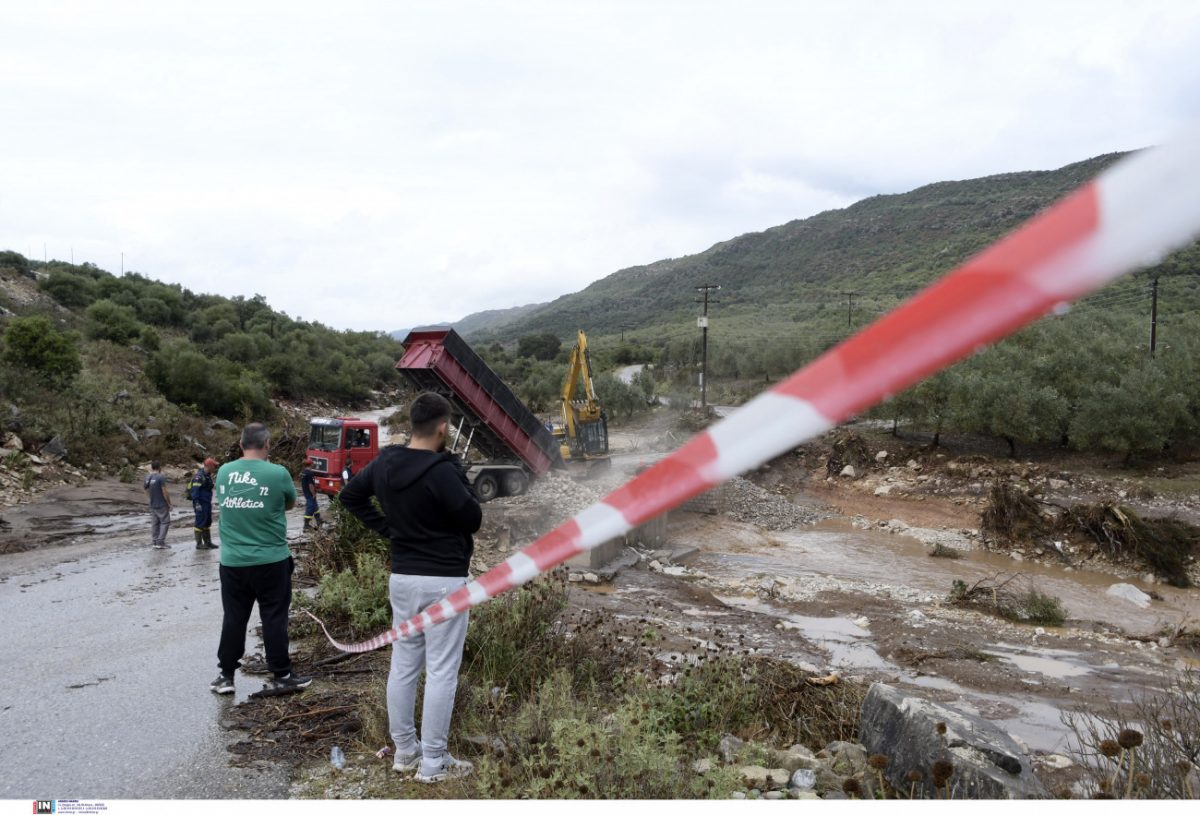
[415,754,474,783]
[392,752,420,773]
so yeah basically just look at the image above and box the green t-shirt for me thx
[216,458,297,567]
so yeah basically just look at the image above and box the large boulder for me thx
[40,436,67,461]
[858,683,1047,799]
[210,419,238,432]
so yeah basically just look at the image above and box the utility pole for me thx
[695,284,721,410]
[121,252,124,274]
[1150,277,1159,357]
[843,291,857,328]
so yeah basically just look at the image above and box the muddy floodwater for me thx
[694,517,1200,634]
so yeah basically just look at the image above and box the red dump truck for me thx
[305,328,564,501]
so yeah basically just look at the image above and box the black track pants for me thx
[217,556,294,677]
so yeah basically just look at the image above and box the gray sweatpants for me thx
[387,573,469,761]
[150,506,171,546]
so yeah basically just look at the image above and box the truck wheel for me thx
[475,473,499,503]
[502,471,528,497]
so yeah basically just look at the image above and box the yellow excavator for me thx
[554,329,611,472]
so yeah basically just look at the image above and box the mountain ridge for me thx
[438,152,1133,344]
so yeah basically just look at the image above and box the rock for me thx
[790,789,820,800]
[1106,583,1151,609]
[113,390,131,401]
[2,432,22,452]
[692,758,715,774]
[874,485,894,497]
[789,768,816,790]
[762,791,785,800]
[875,450,888,462]
[858,683,1047,799]
[853,616,870,628]
[738,766,790,790]
[718,734,746,764]
[141,428,162,440]
[840,465,857,478]
[4,404,22,432]
[119,423,140,443]
[772,745,820,773]
[40,436,67,460]
[210,419,238,431]
[729,792,746,800]
[820,741,867,777]
[812,765,843,794]
[1039,754,1074,770]
[1047,478,1068,490]
[567,572,583,583]
[1010,552,1023,562]
[906,459,921,470]
[648,559,663,573]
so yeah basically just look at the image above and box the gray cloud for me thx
[2,1,1198,331]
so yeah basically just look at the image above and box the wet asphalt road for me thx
[0,512,303,799]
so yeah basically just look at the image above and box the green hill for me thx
[469,151,1200,348]
[0,251,404,471]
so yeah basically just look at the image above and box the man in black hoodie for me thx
[339,392,482,783]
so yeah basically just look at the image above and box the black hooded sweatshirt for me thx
[338,446,482,577]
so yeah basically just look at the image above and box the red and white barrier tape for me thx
[310,128,1200,653]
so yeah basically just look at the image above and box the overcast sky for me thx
[3,1,1199,332]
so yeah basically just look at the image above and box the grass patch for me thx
[300,552,392,637]
[950,574,1068,626]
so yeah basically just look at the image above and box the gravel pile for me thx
[723,477,818,531]
[493,472,601,526]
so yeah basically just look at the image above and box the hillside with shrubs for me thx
[0,250,403,472]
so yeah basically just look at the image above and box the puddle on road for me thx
[984,645,1094,680]
[714,593,893,673]
[68,508,191,538]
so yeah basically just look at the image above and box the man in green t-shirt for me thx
[209,422,311,695]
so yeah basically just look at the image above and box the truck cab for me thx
[305,417,379,495]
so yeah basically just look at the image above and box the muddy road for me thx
[0,481,306,799]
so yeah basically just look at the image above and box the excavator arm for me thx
[557,329,610,465]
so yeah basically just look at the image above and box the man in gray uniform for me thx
[143,460,172,549]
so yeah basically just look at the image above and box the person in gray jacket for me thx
[143,460,172,550]
[339,392,482,783]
